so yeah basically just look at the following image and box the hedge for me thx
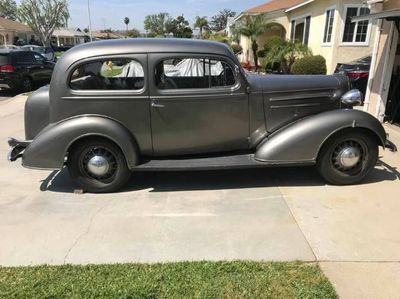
[292,55,327,75]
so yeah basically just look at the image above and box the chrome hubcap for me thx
[87,155,110,176]
[332,139,366,174]
[338,146,361,168]
[80,146,117,180]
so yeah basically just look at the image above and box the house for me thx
[356,0,400,123]
[51,28,88,47]
[0,17,37,46]
[232,0,377,74]
[91,31,124,40]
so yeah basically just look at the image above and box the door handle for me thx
[151,99,165,108]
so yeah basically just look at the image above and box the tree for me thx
[237,15,269,70]
[265,39,311,74]
[167,15,192,38]
[124,17,130,32]
[144,13,171,36]
[210,9,236,32]
[0,0,18,20]
[18,0,69,46]
[194,16,209,38]
[126,28,140,38]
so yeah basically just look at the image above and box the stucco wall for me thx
[332,0,376,72]
[384,0,400,10]
[288,0,376,73]
[287,0,338,73]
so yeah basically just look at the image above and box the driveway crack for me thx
[276,180,318,262]
[63,202,109,264]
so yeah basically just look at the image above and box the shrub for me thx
[231,44,243,55]
[292,55,327,75]
[263,36,283,51]
[257,49,266,58]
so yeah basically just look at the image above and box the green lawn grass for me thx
[0,261,337,298]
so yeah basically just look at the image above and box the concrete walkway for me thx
[1,95,400,298]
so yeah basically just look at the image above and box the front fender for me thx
[255,109,386,163]
[22,115,138,170]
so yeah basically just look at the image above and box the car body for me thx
[21,45,56,62]
[335,56,371,100]
[7,39,397,192]
[0,49,54,91]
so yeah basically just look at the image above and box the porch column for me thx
[364,20,398,120]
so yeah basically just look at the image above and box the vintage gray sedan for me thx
[8,39,397,192]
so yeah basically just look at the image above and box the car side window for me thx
[12,52,36,64]
[155,58,236,90]
[33,53,46,64]
[69,59,144,90]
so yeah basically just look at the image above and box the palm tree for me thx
[124,17,130,34]
[237,15,269,70]
[194,16,209,38]
[265,40,311,74]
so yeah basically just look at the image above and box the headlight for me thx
[341,89,362,107]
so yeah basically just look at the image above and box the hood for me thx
[246,73,348,94]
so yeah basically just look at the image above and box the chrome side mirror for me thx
[341,89,362,106]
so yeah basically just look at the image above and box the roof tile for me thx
[246,0,306,14]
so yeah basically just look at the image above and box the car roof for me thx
[59,38,235,64]
[22,45,42,48]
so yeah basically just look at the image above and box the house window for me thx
[342,6,371,44]
[290,15,311,45]
[323,8,335,44]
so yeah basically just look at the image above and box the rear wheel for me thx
[21,77,33,92]
[317,130,378,185]
[67,138,131,193]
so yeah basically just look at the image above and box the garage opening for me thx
[386,21,400,124]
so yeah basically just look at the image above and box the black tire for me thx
[21,77,33,92]
[67,138,131,193]
[317,130,378,185]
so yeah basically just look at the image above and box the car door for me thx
[149,53,249,156]
[12,52,42,82]
[32,52,54,83]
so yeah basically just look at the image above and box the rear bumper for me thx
[0,83,11,89]
[7,138,32,162]
[385,138,397,152]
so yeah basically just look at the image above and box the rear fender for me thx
[22,115,138,170]
[255,109,386,163]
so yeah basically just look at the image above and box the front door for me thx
[149,54,249,156]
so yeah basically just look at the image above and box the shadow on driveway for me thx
[40,160,400,194]
[0,89,20,99]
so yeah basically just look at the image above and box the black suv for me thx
[0,49,54,92]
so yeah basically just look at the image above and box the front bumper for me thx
[385,138,397,152]
[7,138,31,162]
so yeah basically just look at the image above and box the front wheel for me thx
[317,130,378,185]
[67,138,131,193]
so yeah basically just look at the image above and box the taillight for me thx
[346,71,369,79]
[0,64,15,73]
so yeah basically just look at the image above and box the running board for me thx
[133,154,265,171]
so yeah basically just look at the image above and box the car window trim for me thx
[151,54,241,95]
[66,54,147,96]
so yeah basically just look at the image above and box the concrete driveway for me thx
[1,95,400,298]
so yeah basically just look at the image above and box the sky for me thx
[54,0,268,32]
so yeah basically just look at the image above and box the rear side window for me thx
[0,54,10,65]
[70,59,144,90]
[11,52,36,64]
[155,58,236,90]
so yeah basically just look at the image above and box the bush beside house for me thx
[292,55,327,75]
